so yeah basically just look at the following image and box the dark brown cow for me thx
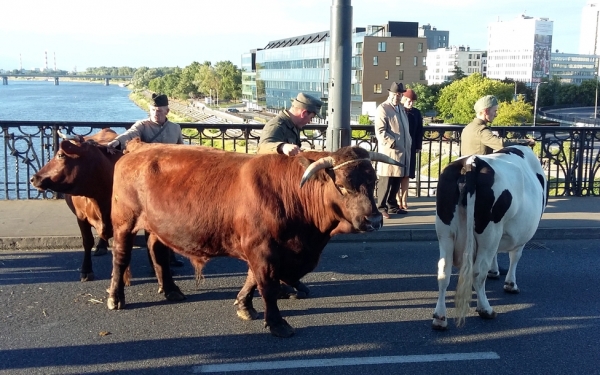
[107,140,399,337]
[30,129,123,281]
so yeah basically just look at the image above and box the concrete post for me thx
[104,78,110,86]
[325,0,352,152]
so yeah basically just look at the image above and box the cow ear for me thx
[60,140,86,156]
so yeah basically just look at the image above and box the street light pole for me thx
[533,82,547,126]
[595,73,598,119]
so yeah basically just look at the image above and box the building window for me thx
[374,83,382,93]
[356,42,363,54]
[396,56,401,66]
[398,70,404,80]
[422,57,426,66]
[373,56,378,66]
[418,43,423,53]
[378,41,386,52]
[399,42,404,52]
[384,70,389,80]
[420,70,426,80]
[413,57,418,66]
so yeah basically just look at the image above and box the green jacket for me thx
[257,110,300,154]
[460,118,529,156]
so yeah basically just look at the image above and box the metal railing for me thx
[2,120,600,199]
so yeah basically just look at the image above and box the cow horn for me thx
[300,156,335,188]
[368,151,406,168]
[57,129,80,143]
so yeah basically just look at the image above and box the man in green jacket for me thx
[460,95,534,156]
[460,95,534,279]
[257,93,323,155]
[256,93,323,299]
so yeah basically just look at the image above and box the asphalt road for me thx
[1,240,598,375]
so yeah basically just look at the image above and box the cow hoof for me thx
[165,290,186,301]
[432,313,448,331]
[504,282,520,294]
[236,306,259,321]
[93,247,108,256]
[266,319,295,338]
[80,272,95,282]
[107,296,125,310]
[476,308,497,319]
[487,270,500,279]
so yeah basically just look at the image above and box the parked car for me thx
[227,108,239,113]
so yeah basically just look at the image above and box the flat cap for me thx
[292,93,324,119]
[474,95,498,114]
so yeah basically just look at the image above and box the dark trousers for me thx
[377,176,401,211]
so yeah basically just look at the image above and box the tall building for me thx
[487,15,553,85]
[579,1,600,55]
[255,21,427,120]
[419,24,449,49]
[426,46,485,84]
[240,50,259,110]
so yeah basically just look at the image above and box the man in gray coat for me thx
[375,82,411,218]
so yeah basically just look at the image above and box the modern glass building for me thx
[254,21,428,121]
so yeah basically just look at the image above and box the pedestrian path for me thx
[1,197,599,250]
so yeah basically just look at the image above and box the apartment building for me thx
[252,21,427,119]
[419,24,449,49]
[426,46,485,84]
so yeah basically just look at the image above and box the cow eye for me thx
[56,152,65,159]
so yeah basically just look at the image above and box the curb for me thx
[2,227,600,251]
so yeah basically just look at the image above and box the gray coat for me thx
[115,118,183,146]
[375,99,411,177]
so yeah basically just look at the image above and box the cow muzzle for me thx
[361,212,383,232]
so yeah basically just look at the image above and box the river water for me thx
[1,80,147,199]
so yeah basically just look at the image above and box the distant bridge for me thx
[0,73,133,86]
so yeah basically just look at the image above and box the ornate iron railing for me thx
[2,120,599,199]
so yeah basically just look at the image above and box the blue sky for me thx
[0,0,586,71]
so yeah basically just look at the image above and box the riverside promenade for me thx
[1,196,600,250]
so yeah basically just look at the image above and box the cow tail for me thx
[455,156,477,327]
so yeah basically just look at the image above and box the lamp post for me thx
[595,72,598,119]
[533,82,547,126]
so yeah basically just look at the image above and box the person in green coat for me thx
[257,93,323,155]
[460,95,534,156]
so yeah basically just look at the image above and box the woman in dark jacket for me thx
[399,89,424,210]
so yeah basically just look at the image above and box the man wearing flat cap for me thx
[108,92,185,267]
[256,92,322,299]
[108,93,183,149]
[461,94,534,156]
[257,92,323,156]
[461,94,534,279]
[374,82,412,218]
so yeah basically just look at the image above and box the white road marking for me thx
[193,351,500,373]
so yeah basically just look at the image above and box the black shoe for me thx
[388,207,407,214]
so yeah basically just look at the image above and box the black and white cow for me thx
[432,145,547,330]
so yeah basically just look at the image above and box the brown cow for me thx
[30,129,122,281]
[107,140,400,337]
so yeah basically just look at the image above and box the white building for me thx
[487,14,553,85]
[579,1,600,55]
[426,46,485,84]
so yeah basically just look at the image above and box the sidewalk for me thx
[1,197,600,250]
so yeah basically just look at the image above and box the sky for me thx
[0,0,587,71]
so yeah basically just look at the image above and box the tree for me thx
[214,61,242,101]
[174,62,202,100]
[449,66,466,82]
[436,73,513,124]
[407,83,436,114]
[493,95,533,126]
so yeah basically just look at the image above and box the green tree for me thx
[493,95,533,126]
[174,62,202,100]
[214,61,242,101]
[436,73,513,124]
[407,83,435,114]
[358,114,372,125]
[449,66,467,82]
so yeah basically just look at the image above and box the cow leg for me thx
[93,238,109,256]
[147,233,185,302]
[107,230,135,310]
[432,238,453,331]
[504,245,524,294]
[474,252,497,320]
[234,268,259,321]
[76,219,96,282]
[254,266,295,338]
[487,254,501,279]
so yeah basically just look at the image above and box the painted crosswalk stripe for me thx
[193,351,500,373]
